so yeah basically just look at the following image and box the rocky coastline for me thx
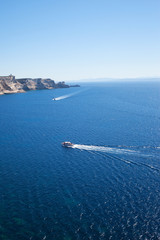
[0,75,80,95]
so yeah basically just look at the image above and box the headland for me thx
[0,74,80,95]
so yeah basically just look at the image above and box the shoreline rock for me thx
[0,75,79,95]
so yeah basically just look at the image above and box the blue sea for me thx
[0,81,160,240]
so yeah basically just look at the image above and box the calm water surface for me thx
[0,81,160,240]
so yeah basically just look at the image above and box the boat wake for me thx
[53,94,71,101]
[72,144,137,155]
[53,90,83,101]
[71,144,160,172]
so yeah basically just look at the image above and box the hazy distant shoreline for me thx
[73,77,160,83]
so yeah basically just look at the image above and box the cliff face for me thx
[0,77,69,95]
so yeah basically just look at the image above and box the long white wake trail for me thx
[53,90,83,101]
[71,144,160,172]
[54,94,71,101]
[72,144,136,155]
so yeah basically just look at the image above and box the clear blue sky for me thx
[0,0,160,81]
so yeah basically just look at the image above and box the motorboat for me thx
[61,142,73,147]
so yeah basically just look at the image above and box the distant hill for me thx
[0,75,70,95]
[74,77,160,83]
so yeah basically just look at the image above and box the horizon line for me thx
[65,76,160,83]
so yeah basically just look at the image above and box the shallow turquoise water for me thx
[0,81,160,239]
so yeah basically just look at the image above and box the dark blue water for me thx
[0,82,160,240]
